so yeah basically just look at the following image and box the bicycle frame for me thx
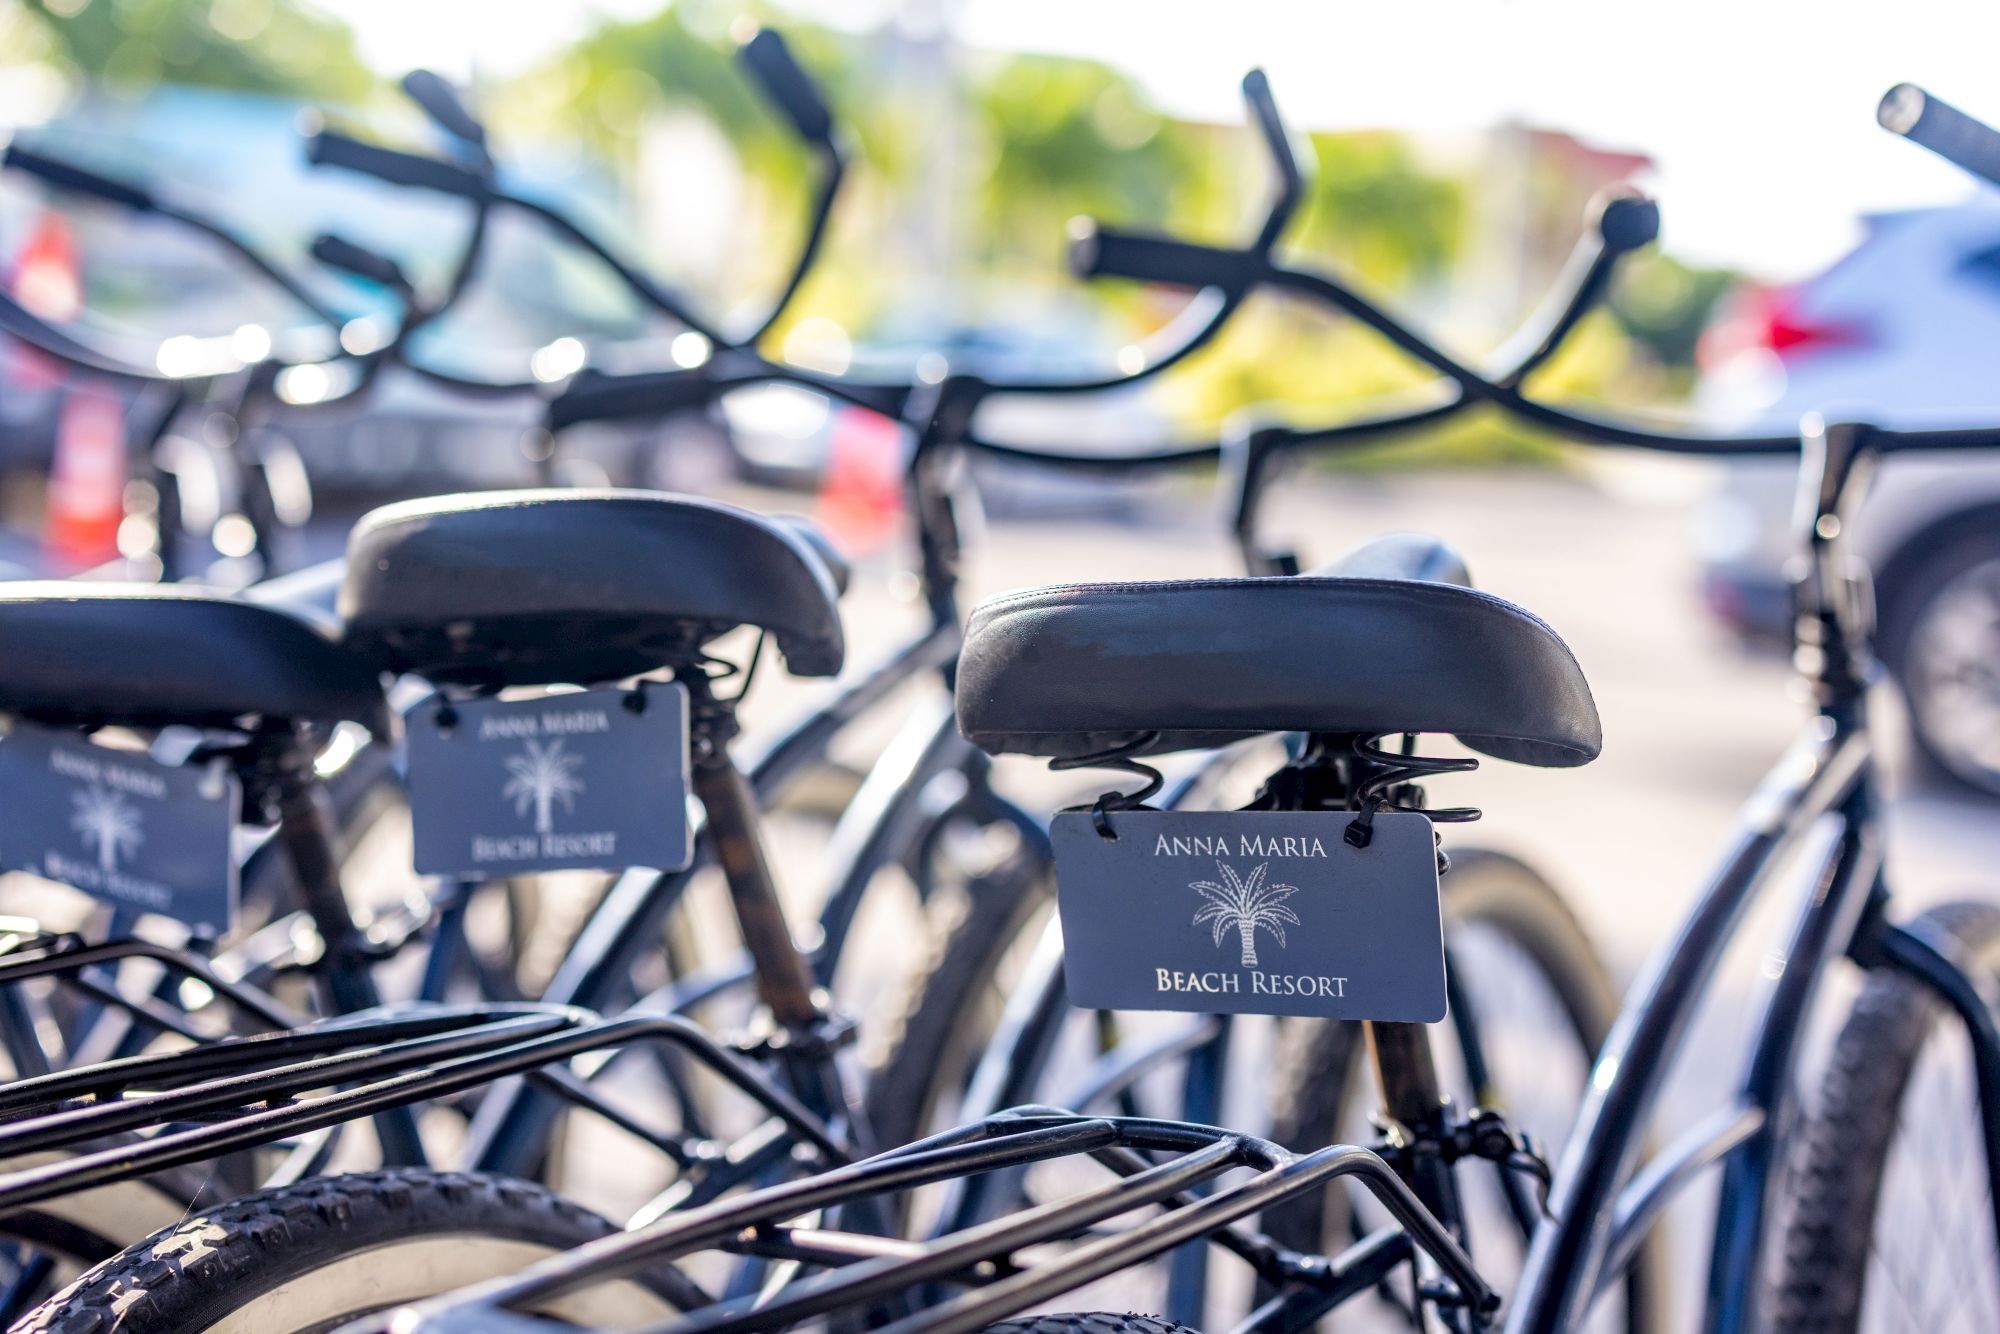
[460,609,1052,1176]
[1505,418,2000,1334]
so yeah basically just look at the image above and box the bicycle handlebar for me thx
[1878,84,2000,190]
[1241,69,1304,248]
[2,141,347,329]
[0,289,169,386]
[2,142,155,213]
[311,233,411,293]
[739,29,836,148]
[400,70,488,151]
[1067,223,1251,289]
[547,365,724,430]
[304,127,489,200]
[547,66,1310,431]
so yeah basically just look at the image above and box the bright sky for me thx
[316,0,2000,281]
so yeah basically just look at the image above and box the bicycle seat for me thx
[957,535,1598,768]
[777,515,851,598]
[0,584,389,737]
[340,489,846,687]
[1310,531,1471,586]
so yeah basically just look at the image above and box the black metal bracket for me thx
[1374,1105,1555,1219]
[736,1010,858,1062]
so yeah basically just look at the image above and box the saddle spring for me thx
[1341,733,1481,852]
[1050,731,1164,841]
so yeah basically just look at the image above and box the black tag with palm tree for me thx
[1050,810,1445,1021]
[405,684,691,878]
[0,723,239,932]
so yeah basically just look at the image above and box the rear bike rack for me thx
[0,1000,847,1220]
[382,1109,1501,1334]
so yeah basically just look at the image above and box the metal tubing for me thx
[424,1118,1135,1318]
[1505,720,1868,1333]
[1055,1016,1224,1113]
[689,750,822,1030]
[747,622,959,797]
[0,937,303,1029]
[811,696,968,976]
[398,1117,1493,1334]
[1704,790,1882,1333]
[0,1010,842,1216]
[0,1006,539,1116]
[867,1142,1496,1334]
[466,622,954,1175]
[1602,1102,1763,1293]
[1166,1012,1233,1325]
[1232,1228,1415,1334]
[672,1141,1246,1334]
[0,1012,577,1157]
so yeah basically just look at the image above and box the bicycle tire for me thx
[980,1315,1202,1334]
[0,1153,209,1318]
[1772,900,2000,1334]
[1262,848,1666,1332]
[863,841,1054,1152]
[8,1168,695,1334]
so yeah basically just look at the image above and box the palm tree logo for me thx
[502,739,586,834]
[1191,860,1301,968]
[70,786,143,872]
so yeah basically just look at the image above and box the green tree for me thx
[17,0,375,99]
[1608,249,1735,373]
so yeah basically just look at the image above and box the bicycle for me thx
[0,44,1299,1321]
[0,54,1637,1332]
[321,79,2000,1334]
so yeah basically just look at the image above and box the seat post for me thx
[1273,739,1465,1228]
[261,746,383,1019]
[685,687,824,1033]
[1365,1020,1463,1228]
[258,738,428,1166]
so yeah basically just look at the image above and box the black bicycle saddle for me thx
[0,584,389,737]
[956,533,1599,768]
[341,489,846,687]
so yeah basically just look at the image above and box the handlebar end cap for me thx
[1879,83,1928,135]
[1592,190,1660,254]
[1064,216,1104,280]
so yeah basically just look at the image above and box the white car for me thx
[1697,199,2000,794]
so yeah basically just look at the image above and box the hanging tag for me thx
[406,684,692,877]
[1051,809,1446,1021]
[0,723,240,932]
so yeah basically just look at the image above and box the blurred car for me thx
[1696,200,2000,795]
[718,322,1172,516]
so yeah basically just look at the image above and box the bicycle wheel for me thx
[0,1155,207,1321]
[10,1168,694,1334]
[1773,900,2000,1334]
[863,807,1055,1151]
[1262,849,1666,1333]
[981,1316,1202,1334]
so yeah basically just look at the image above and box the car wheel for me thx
[1880,519,2000,797]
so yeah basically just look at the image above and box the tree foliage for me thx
[17,0,376,100]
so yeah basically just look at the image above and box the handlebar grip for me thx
[1879,84,2000,189]
[738,28,835,146]
[1591,190,1660,254]
[1241,69,1304,199]
[400,69,487,148]
[305,128,486,199]
[312,233,410,291]
[547,367,716,430]
[2,143,155,212]
[1067,219,1248,289]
